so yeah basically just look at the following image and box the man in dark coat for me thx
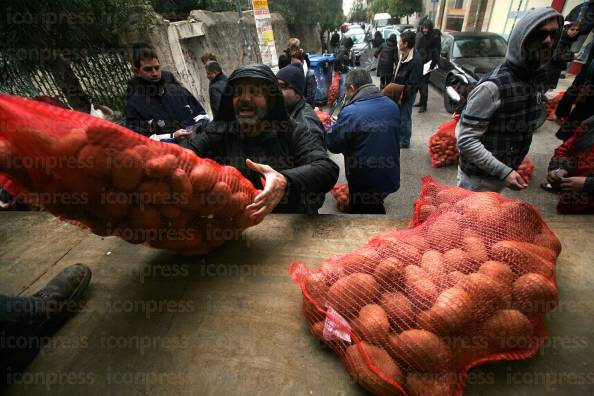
[555,47,594,141]
[330,30,341,54]
[125,46,206,142]
[206,61,228,118]
[415,18,441,113]
[276,64,325,143]
[181,64,339,219]
[328,69,401,214]
[375,34,399,89]
[565,0,594,50]
[393,30,423,148]
[335,38,354,101]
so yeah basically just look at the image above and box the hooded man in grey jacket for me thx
[456,8,563,192]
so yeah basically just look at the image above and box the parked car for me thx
[430,31,507,113]
[381,24,415,42]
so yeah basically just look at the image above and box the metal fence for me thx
[0,52,133,113]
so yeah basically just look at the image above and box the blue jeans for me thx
[400,91,417,146]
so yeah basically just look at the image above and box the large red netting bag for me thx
[291,176,561,395]
[0,95,261,255]
[314,108,333,134]
[331,183,349,213]
[328,74,341,106]
[517,157,535,185]
[428,118,459,168]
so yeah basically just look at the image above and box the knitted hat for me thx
[276,64,306,96]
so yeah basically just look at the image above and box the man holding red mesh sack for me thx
[457,8,562,192]
[291,177,562,395]
[181,64,339,219]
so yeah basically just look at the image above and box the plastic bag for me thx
[331,183,349,213]
[0,95,261,255]
[291,177,560,395]
[428,119,459,168]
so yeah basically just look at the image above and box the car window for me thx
[452,37,507,58]
[441,36,453,56]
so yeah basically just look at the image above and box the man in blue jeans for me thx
[1,264,91,386]
[393,30,423,148]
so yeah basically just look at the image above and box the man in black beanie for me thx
[276,64,325,142]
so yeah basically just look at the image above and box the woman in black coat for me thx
[375,34,399,89]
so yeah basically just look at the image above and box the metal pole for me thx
[236,0,252,64]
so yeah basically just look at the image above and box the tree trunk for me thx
[45,53,91,113]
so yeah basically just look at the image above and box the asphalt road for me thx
[319,75,570,218]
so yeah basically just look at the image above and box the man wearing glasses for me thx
[456,8,562,192]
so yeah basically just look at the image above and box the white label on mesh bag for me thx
[323,306,352,343]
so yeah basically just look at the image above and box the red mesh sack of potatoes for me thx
[428,119,459,168]
[291,176,561,395]
[331,183,349,212]
[0,95,260,255]
[314,109,333,134]
[517,157,535,185]
[328,73,341,106]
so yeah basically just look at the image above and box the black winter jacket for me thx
[125,71,205,137]
[375,40,398,77]
[209,72,228,118]
[290,98,325,144]
[415,27,441,69]
[181,64,338,214]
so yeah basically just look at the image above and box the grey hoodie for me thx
[457,7,563,180]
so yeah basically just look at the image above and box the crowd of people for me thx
[2,5,594,385]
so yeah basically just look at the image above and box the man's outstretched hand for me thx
[505,170,528,190]
[245,159,288,222]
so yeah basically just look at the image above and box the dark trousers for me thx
[348,191,387,214]
[379,75,393,90]
[418,74,430,107]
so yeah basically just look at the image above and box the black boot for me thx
[1,264,91,385]
[419,106,427,113]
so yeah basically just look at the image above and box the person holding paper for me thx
[414,18,441,113]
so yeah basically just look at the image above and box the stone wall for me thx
[120,8,290,116]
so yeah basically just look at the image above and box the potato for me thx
[425,213,462,252]
[512,273,558,319]
[54,128,87,158]
[455,192,500,218]
[478,261,515,288]
[219,165,241,193]
[533,229,562,255]
[407,235,430,253]
[159,205,182,219]
[145,154,177,179]
[420,250,445,278]
[352,304,391,344]
[205,181,232,212]
[422,287,475,335]
[310,321,325,340]
[443,248,472,274]
[78,145,111,178]
[342,247,382,275]
[190,163,217,192]
[407,372,454,396]
[508,241,557,263]
[445,271,466,289]
[418,204,436,224]
[459,273,510,319]
[479,309,533,352]
[498,201,542,242]
[138,180,172,205]
[344,342,404,396]
[435,188,467,206]
[327,273,380,318]
[372,238,421,265]
[388,329,452,373]
[462,236,489,264]
[373,257,405,289]
[219,192,250,218]
[404,266,438,309]
[490,241,555,279]
[112,148,145,192]
[380,292,416,332]
[170,168,193,200]
[437,203,451,212]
